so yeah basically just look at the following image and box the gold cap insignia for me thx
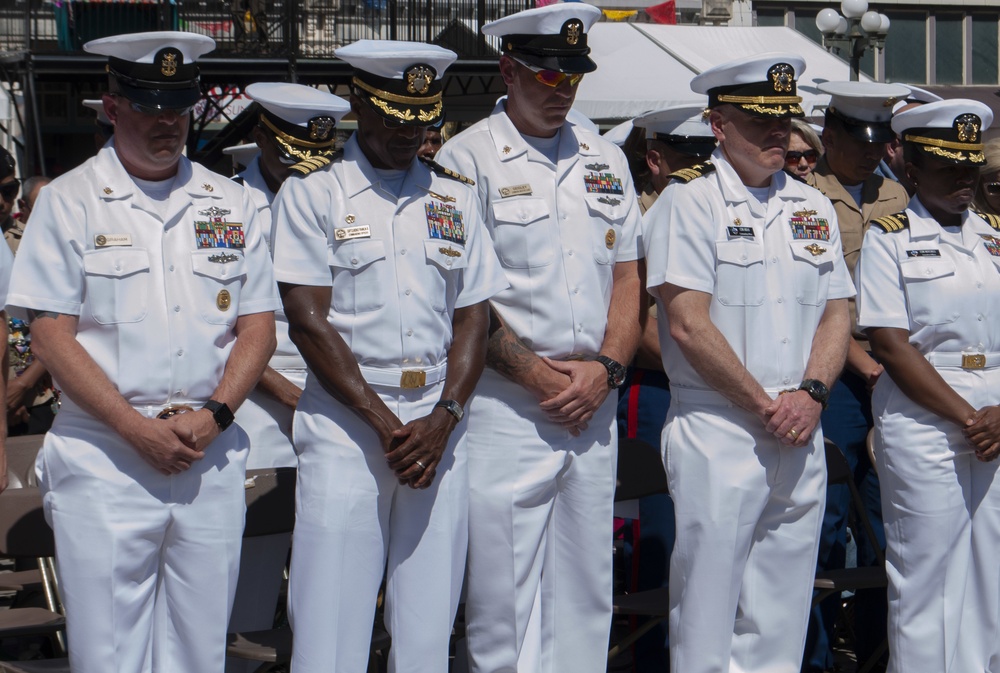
[768,63,795,93]
[217,289,231,311]
[605,229,616,249]
[308,116,335,141]
[956,114,981,144]
[405,65,435,95]
[161,51,178,78]
[565,19,582,46]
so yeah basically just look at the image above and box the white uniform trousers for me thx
[288,380,467,673]
[464,369,618,673]
[665,387,826,673]
[37,402,249,673]
[226,368,305,673]
[873,368,1000,673]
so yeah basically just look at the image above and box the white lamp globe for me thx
[878,13,891,34]
[841,0,868,19]
[836,16,850,34]
[861,10,882,32]
[816,8,842,33]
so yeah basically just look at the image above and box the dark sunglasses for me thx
[0,179,19,201]
[785,149,819,165]
[113,94,195,118]
[984,182,1000,196]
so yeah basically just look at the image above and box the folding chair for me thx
[0,436,50,602]
[0,488,65,659]
[608,437,670,662]
[813,438,888,673]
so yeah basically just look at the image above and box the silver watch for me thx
[434,399,464,422]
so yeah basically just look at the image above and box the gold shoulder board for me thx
[419,156,476,186]
[289,150,342,177]
[872,211,909,233]
[974,209,1000,232]
[668,161,716,184]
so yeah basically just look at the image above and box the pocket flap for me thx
[424,240,469,270]
[583,194,624,223]
[328,239,387,270]
[491,197,549,226]
[716,239,763,266]
[191,250,246,280]
[83,248,150,278]
[788,240,835,267]
[901,257,955,281]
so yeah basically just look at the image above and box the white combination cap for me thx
[483,3,602,74]
[691,52,806,119]
[818,81,911,142]
[892,99,993,166]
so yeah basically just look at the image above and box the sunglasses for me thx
[785,149,819,165]
[513,58,584,88]
[113,94,195,118]
[984,182,1000,196]
[0,179,19,201]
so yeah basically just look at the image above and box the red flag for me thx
[646,0,677,24]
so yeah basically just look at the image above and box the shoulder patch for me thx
[668,161,715,184]
[231,175,245,185]
[872,211,909,233]
[419,156,476,186]
[974,208,1000,232]
[289,150,342,177]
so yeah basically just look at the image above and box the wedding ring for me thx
[414,460,427,470]
[787,428,799,439]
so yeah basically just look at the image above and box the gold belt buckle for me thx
[157,404,194,420]
[400,370,426,389]
[962,354,986,369]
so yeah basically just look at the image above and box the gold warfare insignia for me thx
[804,243,827,256]
[428,190,456,203]
[793,210,817,218]
[346,214,356,224]
[208,252,240,264]
[406,65,435,95]
[956,114,981,143]
[439,247,462,258]
[605,229,616,249]
[564,19,582,46]
[161,51,178,77]
[598,196,621,206]
[768,63,795,93]
[586,163,609,172]
[217,289,231,311]
[308,116,335,141]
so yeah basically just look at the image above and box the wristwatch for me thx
[203,399,235,431]
[595,355,627,390]
[434,399,465,423]
[798,379,831,409]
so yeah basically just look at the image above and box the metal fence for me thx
[0,0,527,58]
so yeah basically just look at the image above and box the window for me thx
[885,11,927,84]
[972,14,999,85]
[935,14,963,84]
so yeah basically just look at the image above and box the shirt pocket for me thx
[715,239,765,306]
[490,198,555,269]
[584,194,623,266]
[327,239,387,314]
[901,256,959,326]
[424,240,468,313]
[788,241,835,307]
[82,248,151,325]
[191,250,246,326]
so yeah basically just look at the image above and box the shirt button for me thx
[577,324,583,332]
[401,249,407,255]
[561,214,567,220]
[405,289,412,296]
[568,250,574,257]
[169,265,175,272]
[115,263,122,271]
[177,349,184,356]
[740,254,747,261]
[925,268,933,276]
[979,314,985,321]
[573,288,579,294]
[173,305,181,312]
[351,258,359,265]
[771,257,778,263]
[777,297,784,303]
[978,282,984,289]
[782,338,789,344]
[783,377,791,384]
[521,213,528,221]
[407,329,413,336]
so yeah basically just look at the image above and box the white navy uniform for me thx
[271,134,507,673]
[857,200,1000,673]
[7,140,280,673]
[436,99,642,673]
[643,149,854,673]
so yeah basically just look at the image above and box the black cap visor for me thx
[114,77,202,110]
[828,107,894,143]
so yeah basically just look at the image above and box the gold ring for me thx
[787,428,799,438]
[414,460,427,470]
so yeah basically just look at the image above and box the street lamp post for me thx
[815,0,890,81]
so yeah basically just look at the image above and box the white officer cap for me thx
[602,119,633,147]
[247,82,348,163]
[892,98,993,166]
[691,52,806,119]
[818,81,910,143]
[336,40,456,127]
[222,142,260,168]
[85,31,215,110]
[483,3,603,74]
[633,104,715,157]
[891,84,943,114]
[82,98,112,127]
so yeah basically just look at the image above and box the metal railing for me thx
[0,0,526,58]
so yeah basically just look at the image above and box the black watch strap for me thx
[595,355,627,390]
[203,399,235,431]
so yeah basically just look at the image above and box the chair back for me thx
[4,435,45,490]
[824,438,885,565]
[243,467,296,538]
[615,438,668,502]
[0,488,55,558]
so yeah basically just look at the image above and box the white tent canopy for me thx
[575,24,872,122]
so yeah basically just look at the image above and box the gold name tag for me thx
[95,233,132,247]
[334,225,372,241]
[962,354,986,369]
[499,184,532,198]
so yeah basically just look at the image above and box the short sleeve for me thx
[232,185,281,316]
[856,226,909,330]
[643,180,719,295]
[453,205,508,309]
[270,175,336,287]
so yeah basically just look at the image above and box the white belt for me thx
[670,385,792,407]
[925,352,1000,370]
[269,354,306,370]
[131,401,203,419]
[358,361,447,389]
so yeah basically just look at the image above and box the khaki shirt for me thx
[808,157,908,345]
[639,182,658,215]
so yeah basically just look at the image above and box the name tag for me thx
[499,184,532,198]
[726,226,755,239]
[94,233,132,247]
[334,225,371,241]
[906,249,941,257]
